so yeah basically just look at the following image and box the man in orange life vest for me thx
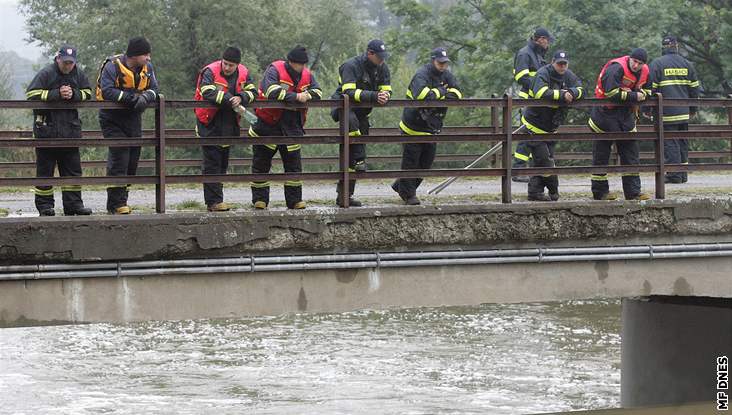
[589,48,653,201]
[96,36,159,214]
[249,46,323,210]
[194,47,256,212]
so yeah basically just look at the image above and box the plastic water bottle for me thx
[235,105,259,125]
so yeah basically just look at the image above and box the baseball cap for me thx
[367,39,389,59]
[57,45,77,63]
[430,47,450,63]
[553,50,569,63]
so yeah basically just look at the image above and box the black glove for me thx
[141,90,157,103]
[436,86,448,98]
[133,94,149,111]
[133,90,158,111]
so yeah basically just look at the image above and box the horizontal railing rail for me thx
[0,95,730,211]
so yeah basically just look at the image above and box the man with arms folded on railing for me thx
[648,34,700,184]
[330,39,392,207]
[391,47,462,205]
[193,46,256,212]
[96,36,159,214]
[248,46,322,210]
[589,48,652,201]
[511,27,554,182]
[26,45,93,216]
[519,50,583,202]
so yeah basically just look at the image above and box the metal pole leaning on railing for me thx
[155,94,167,213]
[339,94,350,208]
[428,142,504,195]
[501,94,513,203]
[654,93,666,199]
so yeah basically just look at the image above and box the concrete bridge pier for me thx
[621,296,732,407]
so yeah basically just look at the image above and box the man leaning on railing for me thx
[26,44,93,216]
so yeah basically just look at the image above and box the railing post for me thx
[501,94,513,203]
[727,94,732,161]
[155,95,166,213]
[490,93,500,167]
[339,94,350,208]
[654,93,665,200]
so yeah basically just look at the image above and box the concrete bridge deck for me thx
[1,198,731,326]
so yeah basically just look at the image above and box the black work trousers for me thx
[202,145,230,206]
[34,147,84,212]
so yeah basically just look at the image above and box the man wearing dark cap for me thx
[26,45,94,216]
[330,39,392,207]
[249,46,323,210]
[96,36,159,214]
[391,47,462,205]
[519,50,583,201]
[193,46,257,211]
[511,27,554,181]
[589,48,653,201]
[648,34,700,184]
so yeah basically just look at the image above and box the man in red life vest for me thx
[194,46,256,211]
[589,48,653,201]
[249,46,323,210]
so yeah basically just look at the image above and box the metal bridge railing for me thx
[0,95,730,212]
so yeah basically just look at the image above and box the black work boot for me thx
[336,196,362,207]
[528,193,551,201]
[391,180,409,202]
[39,208,55,216]
[64,206,92,215]
[405,196,421,205]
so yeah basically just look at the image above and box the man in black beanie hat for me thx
[248,46,323,210]
[330,39,392,207]
[96,36,159,214]
[588,48,653,201]
[648,34,700,184]
[193,46,256,211]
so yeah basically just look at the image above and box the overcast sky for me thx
[0,0,43,60]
